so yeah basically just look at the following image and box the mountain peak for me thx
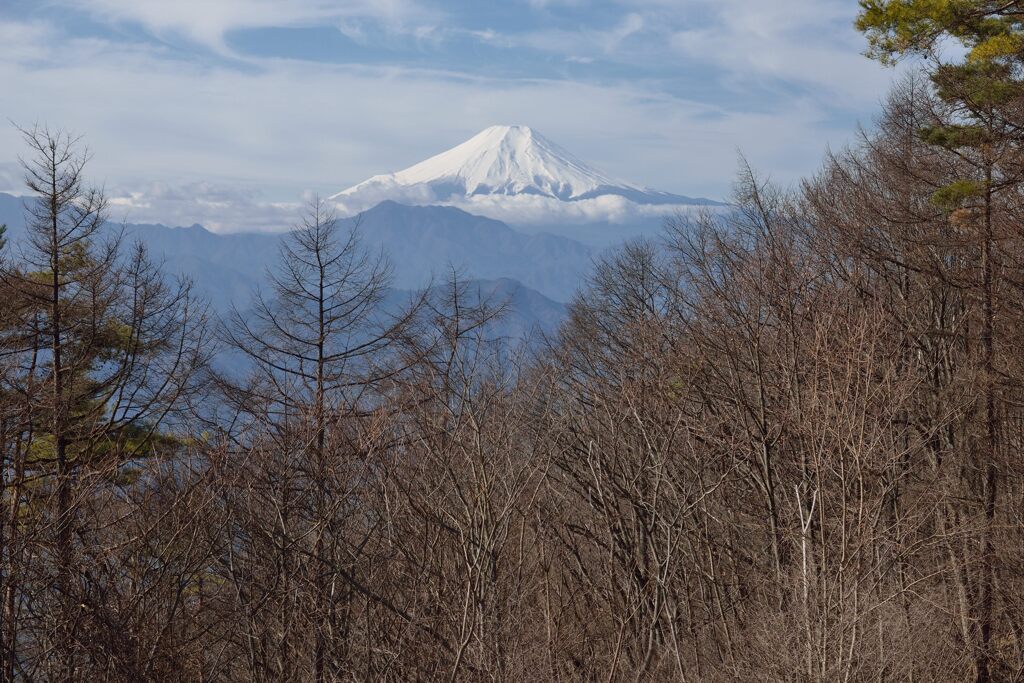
[479,124,536,137]
[470,125,552,149]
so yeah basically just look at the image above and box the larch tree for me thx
[0,126,211,681]
[217,198,420,682]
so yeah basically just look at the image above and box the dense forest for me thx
[3,2,1024,681]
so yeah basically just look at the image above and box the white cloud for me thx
[107,180,301,232]
[332,189,716,228]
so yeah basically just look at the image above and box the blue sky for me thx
[0,0,903,231]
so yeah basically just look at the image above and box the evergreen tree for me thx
[858,5,1024,680]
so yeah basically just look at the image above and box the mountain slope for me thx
[353,200,593,301]
[388,277,567,345]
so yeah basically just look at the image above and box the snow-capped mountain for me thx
[333,125,698,205]
[330,126,721,233]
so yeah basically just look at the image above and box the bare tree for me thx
[215,198,419,682]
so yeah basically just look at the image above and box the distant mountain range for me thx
[0,193,573,342]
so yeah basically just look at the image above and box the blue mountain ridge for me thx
[0,194,577,341]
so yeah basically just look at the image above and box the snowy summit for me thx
[330,126,718,224]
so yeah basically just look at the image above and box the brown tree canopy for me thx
[4,71,1024,681]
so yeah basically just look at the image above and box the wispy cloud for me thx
[55,0,440,54]
[107,180,301,232]
[481,12,650,62]
[479,0,896,107]
[667,0,897,105]
[0,19,56,62]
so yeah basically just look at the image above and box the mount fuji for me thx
[330,126,722,239]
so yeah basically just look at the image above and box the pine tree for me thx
[857,4,1024,680]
